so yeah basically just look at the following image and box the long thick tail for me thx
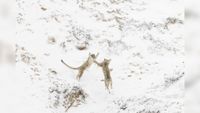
[61,59,79,70]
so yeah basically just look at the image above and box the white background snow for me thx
[0,0,184,113]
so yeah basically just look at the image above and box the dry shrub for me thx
[63,86,87,111]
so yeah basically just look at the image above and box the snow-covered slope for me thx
[2,0,184,113]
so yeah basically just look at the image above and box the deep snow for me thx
[1,0,183,113]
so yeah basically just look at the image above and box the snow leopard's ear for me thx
[104,58,111,63]
[96,52,99,57]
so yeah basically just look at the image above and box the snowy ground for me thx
[1,0,183,113]
[185,0,200,113]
